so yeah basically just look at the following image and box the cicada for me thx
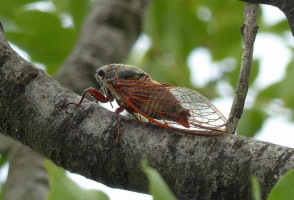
[67,64,227,143]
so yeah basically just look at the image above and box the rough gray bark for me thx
[228,3,259,133]
[0,135,49,200]
[1,23,294,200]
[239,0,294,37]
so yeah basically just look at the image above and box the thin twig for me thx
[227,3,259,134]
[239,0,294,37]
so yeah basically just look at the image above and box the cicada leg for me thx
[66,87,110,107]
[115,106,125,144]
[124,107,143,124]
[138,115,143,122]
[130,113,143,123]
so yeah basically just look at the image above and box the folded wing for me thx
[115,79,227,135]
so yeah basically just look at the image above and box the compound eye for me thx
[97,68,104,77]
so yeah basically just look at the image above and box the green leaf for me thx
[201,1,243,61]
[140,0,244,92]
[0,0,39,18]
[237,109,265,137]
[249,60,260,86]
[256,82,280,102]
[52,0,91,30]
[256,59,294,119]
[0,187,2,200]
[0,155,7,200]
[267,169,294,200]
[279,60,294,116]
[45,160,109,200]
[261,20,289,34]
[141,159,177,200]
[5,10,76,75]
[251,176,261,200]
[68,0,91,30]
[1,0,91,75]
[0,155,7,169]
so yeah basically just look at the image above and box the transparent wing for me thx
[168,87,227,133]
[115,79,227,135]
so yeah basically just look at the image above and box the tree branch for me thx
[239,0,294,37]
[228,3,259,133]
[1,24,294,200]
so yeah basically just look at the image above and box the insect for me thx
[67,64,227,143]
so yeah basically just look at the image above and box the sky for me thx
[0,3,293,200]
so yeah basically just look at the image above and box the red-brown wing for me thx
[113,79,227,135]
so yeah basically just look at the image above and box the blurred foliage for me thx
[258,60,294,119]
[267,169,294,200]
[0,155,6,200]
[251,176,261,200]
[0,155,6,169]
[0,0,90,75]
[138,0,244,89]
[142,159,177,200]
[237,108,265,137]
[45,160,109,200]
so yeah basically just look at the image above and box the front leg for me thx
[66,87,110,106]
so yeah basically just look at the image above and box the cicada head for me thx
[96,64,118,96]
[96,64,150,96]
